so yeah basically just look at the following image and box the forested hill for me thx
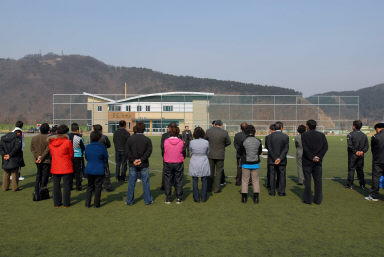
[315,83,384,123]
[0,53,299,123]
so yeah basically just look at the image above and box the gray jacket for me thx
[295,134,303,157]
[188,139,210,177]
[205,126,231,159]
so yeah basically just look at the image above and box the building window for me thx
[163,105,173,112]
[145,105,150,112]
[97,106,102,112]
[137,105,142,112]
[126,105,131,112]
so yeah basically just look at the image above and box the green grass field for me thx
[0,135,383,257]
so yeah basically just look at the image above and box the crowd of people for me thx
[1,118,384,207]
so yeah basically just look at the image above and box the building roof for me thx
[82,92,114,102]
[114,92,214,103]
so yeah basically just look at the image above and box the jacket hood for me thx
[48,134,69,147]
[1,132,19,143]
[167,137,182,145]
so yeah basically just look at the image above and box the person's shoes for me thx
[365,195,378,201]
[344,185,352,189]
[124,178,128,182]
[104,188,113,192]
[297,183,303,186]
[145,201,154,205]
[278,193,286,196]
[85,205,91,208]
[18,176,24,181]
[302,201,311,205]
[253,193,259,204]
[176,199,183,204]
[241,193,248,203]
[214,190,222,194]
[235,182,241,186]
[165,201,171,205]
[269,192,275,196]
[137,179,141,182]
[76,187,82,191]
[94,205,100,208]
[193,198,200,203]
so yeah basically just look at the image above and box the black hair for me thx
[40,123,50,134]
[297,124,306,134]
[214,120,223,126]
[193,127,205,139]
[306,120,317,130]
[240,122,248,131]
[274,122,282,131]
[136,122,145,133]
[93,124,103,132]
[119,120,126,127]
[71,123,79,132]
[168,122,177,128]
[15,120,23,129]
[374,123,384,130]
[353,120,362,130]
[51,125,58,134]
[269,124,276,131]
[90,131,102,143]
[57,124,69,135]
[211,120,216,125]
[275,121,283,129]
[244,125,256,136]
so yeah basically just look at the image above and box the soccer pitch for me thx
[0,135,383,256]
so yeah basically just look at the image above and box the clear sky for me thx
[0,0,383,96]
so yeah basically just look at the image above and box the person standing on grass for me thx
[365,123,384,201]
[265,124,276,189]
[125,122,153,205]
[91,124,113,192]
[301,120,328,205]
[345,120,369,190]
[30,123,51,200]
[48,125,74,208]
[234,122,248,186]
[113,120,130,182]
[188,127,210,203]
[12,121,25,181]
[295,125,306,186]
[238,125,263,204]
[163,126,185,204]
[69,123,85,191]
[84,131,108,208]
[266,121,289,196]
[182,126,193,157]
[205,120,231,193]
[0,129,24,191]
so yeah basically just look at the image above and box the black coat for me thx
[266,131,289,165]
[113,128,130,152]
[234,131,247,158]
[371,130,384,164]
[0,132,24,170]
[301,130,328,166]
[126,133,152,168]
[347,130,369,155]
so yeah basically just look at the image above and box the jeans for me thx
[115,151,127,180]
[192,176,208,202]
[126,166,153,205]
[52,174,72,207]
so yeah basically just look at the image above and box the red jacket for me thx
[48,135,74,174]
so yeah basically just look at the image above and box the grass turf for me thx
[0,135,383,257]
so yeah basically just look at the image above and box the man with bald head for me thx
[234,122,248,186]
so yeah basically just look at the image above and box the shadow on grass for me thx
[331,176,371,197]
[71,191,87,206]
[101,191,126,206]
[290,185,304,200]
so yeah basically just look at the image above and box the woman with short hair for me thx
[295,125,307,185]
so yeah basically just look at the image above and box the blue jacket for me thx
[85,142,108,175]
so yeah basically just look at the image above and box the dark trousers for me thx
[103,163,113,190]
[164,162,184,201]
[347,154,365,186]
[115,151,127,180]
[52,174,72,207]
[71,157,83,190]
[371,163,384,197]
[161,161,172,189]
[185,142,191,157]
[192,176,208,202]
[208,159,224,193]
[35,163,50,192]
[303,163,323,204]
[86,174,104,207]
[268,164,286,194]
[236,158,242,185]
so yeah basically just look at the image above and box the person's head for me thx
[169,126,180,137]
[40,123,50,134]
[136,122,145,133]
[306,120,317,130]
[71,123,79,132]
[244,125,256,136]
[15,120,23,129]
[353,120,363,131]
[57,124,69,135]
[275,121,283,130]
[211,120,216,127]
[269,124,276,133]
[119,120,126,128]
[133,125,137,133]
[93,124,103,133]
[374,123,384,133]
[167,122,177,132]
[193,127,205,139]
[240,122,248,131]
[214,120,223,127]
[185,126,189,130]
[90,131,102,143]
[297,124,306,134]
[51,125,58,134]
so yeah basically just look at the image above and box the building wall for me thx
[87,97,109,132]
[193,100,210,130]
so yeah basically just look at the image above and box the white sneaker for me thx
[165,201,171,205]
[365,195,379,201]
[137,179,141,182]
[19,176,24,181]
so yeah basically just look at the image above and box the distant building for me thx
[84,92,214,133]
